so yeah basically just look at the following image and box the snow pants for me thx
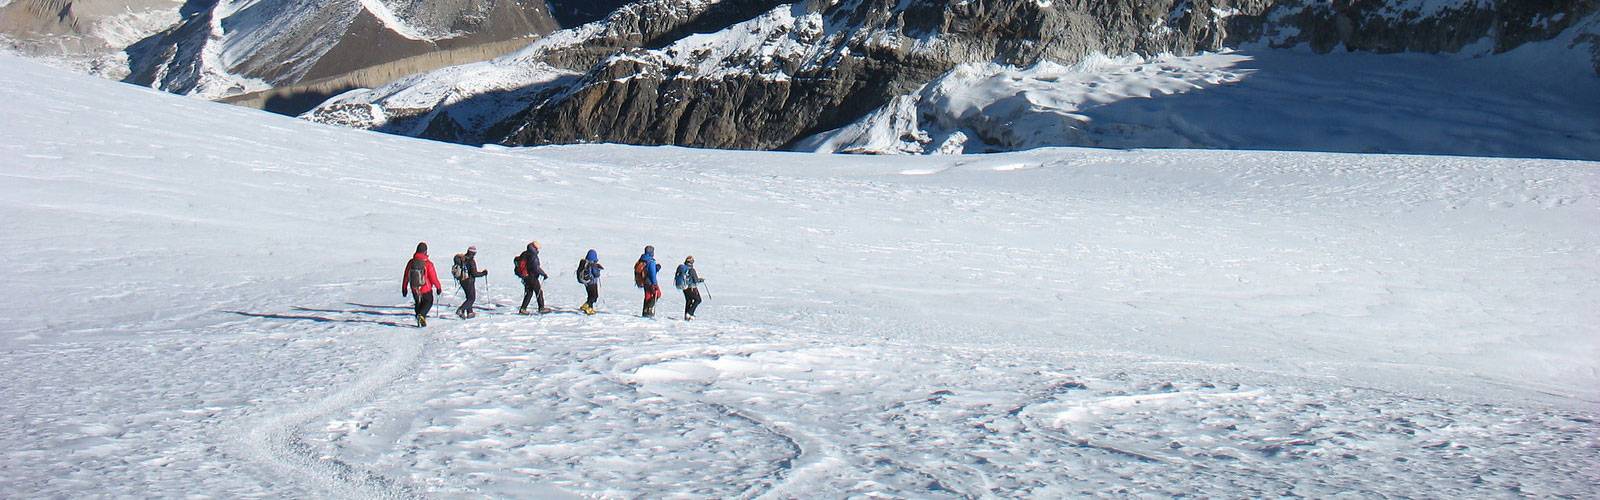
[413,290,434,317]
[683,287,702,317]
[520,277,545,311]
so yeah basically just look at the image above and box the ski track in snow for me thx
[1,55,1598,496]
[235,324,425,499]
[271,309,1597,497]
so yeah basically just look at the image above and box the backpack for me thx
[674,265,690,290]
[514,254,528,278]
[451,254,468,282]
[407,258,426,294]
[575,259,591,284]
[633,259,648,288]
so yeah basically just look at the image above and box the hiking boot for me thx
[456,309,466,320]
[465,311,477,319]
[417,314,427,327]
[538,307,553,314]
[684,314,693,321]
[518,307,529,315]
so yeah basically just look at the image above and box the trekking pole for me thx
[702,281,711,301]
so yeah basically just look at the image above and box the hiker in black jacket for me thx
[674,256,706,320]
[515,241,550,314]
[454,246,488,319]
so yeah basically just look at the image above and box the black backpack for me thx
[575,259,590,284]
[407,258,426,294]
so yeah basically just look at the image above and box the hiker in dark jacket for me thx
[515,241,550,315]
[636,245,661,318]
[454,246,488,319]
[401,242,442,327]
[578,249,603,315]
[674,255,706,320]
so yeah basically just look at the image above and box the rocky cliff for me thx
[305,0,1600,152]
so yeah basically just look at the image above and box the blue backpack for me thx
[674,265,691,290]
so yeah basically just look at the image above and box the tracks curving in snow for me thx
[234,329,427,499]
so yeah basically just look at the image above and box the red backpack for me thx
[633,259,648,287]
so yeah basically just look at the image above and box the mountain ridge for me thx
[304,0,1600,156]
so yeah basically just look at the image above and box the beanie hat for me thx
[466,246,477,253]
[416,242,428,254]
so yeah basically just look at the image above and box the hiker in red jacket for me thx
[402,242,443,327]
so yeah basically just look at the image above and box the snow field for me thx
[2,55,1598,496]
[7,306,1593,496]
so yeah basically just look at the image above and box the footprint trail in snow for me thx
[285,312,1599,497]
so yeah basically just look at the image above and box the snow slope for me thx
[2,55,1598,496]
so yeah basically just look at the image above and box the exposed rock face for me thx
[307,0,1600,151]
[506,0,1315,150]
[306,0,797,143]
[122,0,559,98]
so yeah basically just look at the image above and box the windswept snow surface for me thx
[2,55,1598,496]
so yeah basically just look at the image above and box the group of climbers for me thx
[401,241,706,327]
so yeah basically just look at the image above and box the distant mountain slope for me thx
[121,0,560,99]
[305,0,1600,157]
[0,0,183,78]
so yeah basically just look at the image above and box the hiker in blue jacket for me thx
[577,249,603,315]
[635,245,661,318]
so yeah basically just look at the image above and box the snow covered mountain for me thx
[119,0,560,99]
[5,53,1599,497]
[305,0,1600,158]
